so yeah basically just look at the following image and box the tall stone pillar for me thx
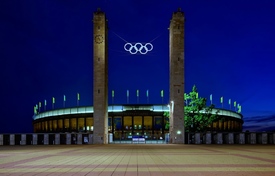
[169,9,185,144]
[93,8,108,144]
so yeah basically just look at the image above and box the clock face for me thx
[95,35,104,44]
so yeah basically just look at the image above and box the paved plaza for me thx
[0,144,275,176]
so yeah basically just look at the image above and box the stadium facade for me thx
[33,105,243,141]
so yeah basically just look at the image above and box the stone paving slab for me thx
[0,145,275,176]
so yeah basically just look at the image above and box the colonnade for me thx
[33,116,243,135]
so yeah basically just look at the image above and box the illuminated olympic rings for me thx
[124,43,153,54]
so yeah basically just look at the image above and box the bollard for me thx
[216,133,223,144]
[238,133,245,144]
[55,134,60,145]
[21,134,26,145]
[205,132,212,144]
[262,133,267,144]
[77,134,82,145]
[32,134,37,145]
[228,133,234,144]
[0,134,3,145]
[88,134,93,144]
[66,133,71,145]
[250,133,256,144]
[10,134,15,145]
[195,133,201,144]
[44,134,49,145]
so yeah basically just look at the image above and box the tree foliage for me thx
[165,85,219,132]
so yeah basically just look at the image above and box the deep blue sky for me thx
[1,0,275,133]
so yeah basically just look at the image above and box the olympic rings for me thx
[124,42,153,54]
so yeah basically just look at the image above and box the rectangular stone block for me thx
[0,134,3,145]
[10,134,15,145]
[44,134,49,145]
[21,134,26,145]
[108,133,113,143]
[228,133,234,144]
[250,133,256,144]
[32,134,37,145]
[66,133,71,145]
[88,134,93,144]
[205,133,211,144]
[55,134,60,145]
[238,133,245,144]
[262,133,267,144]
[77,134,82,145]
[195,133,201,144]
[216,133,223,144]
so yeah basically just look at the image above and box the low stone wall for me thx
[189,132,275,144]
[0,133,93,145]
[0,133,274,145]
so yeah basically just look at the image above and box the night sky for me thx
[1,0,275,133]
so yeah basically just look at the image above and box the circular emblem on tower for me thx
[94,35,104,44]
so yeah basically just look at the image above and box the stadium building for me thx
[32,9,243,143]
[33,105,243,141]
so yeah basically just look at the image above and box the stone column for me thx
[169,8,185,144]
[93,9,109,144]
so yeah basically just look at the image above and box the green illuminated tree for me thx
[165,85,219,132]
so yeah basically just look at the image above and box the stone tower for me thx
[169,9,185,144]
[93,9,108,144]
